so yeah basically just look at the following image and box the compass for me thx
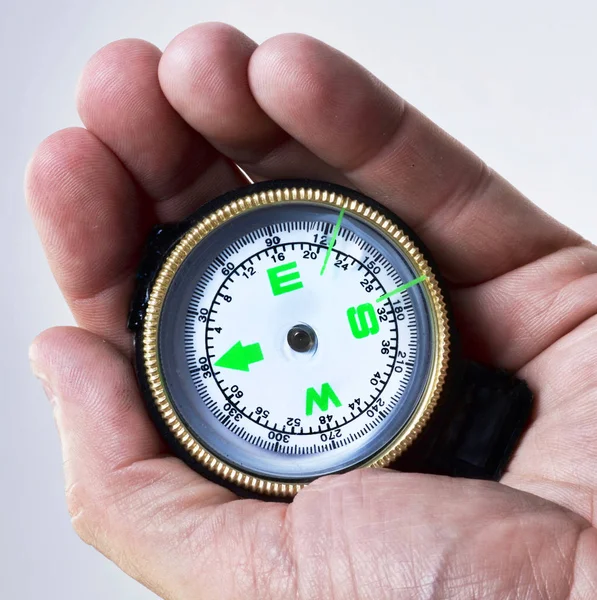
[129,180,533,498]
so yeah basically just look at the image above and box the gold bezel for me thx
[142,185,450,497]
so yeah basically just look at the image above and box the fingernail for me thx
[29,343,56,405]
[41,381,57,405]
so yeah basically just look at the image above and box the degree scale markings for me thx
[180,216,425,457]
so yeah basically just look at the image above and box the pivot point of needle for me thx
[287,324,317,353]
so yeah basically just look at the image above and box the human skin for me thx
[26,22,597,600]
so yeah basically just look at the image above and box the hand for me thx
[26,24,597,599]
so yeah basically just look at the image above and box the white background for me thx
[1,1,596,598]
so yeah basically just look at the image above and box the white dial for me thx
[192,227,414,454]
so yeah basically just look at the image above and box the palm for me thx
[27,24,597,599]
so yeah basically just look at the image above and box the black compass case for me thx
[127,179,534,499]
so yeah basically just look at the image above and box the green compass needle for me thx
[376,275,428,303]
[215,341,264,372]
[320,207,346,276]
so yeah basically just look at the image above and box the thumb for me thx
[29,326,239,598]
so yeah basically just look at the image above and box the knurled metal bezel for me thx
[141,185,450,497]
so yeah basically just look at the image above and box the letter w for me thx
[305,383,342,416]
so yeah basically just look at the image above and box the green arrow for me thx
[214,341,264,372]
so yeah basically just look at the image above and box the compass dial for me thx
[140,184,450,496]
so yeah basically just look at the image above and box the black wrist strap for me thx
[395,362,534,481]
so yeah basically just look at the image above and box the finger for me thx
[248,34,582,284]
[159,23,348,184]
[29,327,238,597]
[26,128,146,352]
[77,38,247,221]
[503,314,597,523]
[453,244,597,369]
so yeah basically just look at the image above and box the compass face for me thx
[142,185,450,495]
